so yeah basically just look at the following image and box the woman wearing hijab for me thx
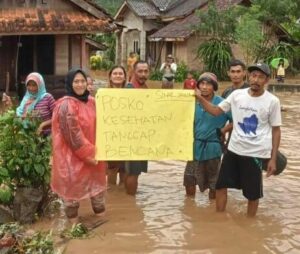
[51,68,106,223]
[3,72,55,135]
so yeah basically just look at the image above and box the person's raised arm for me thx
[195,88,225,116]
[160,63,166,72]
[171,63,177,73]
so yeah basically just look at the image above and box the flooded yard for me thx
[56,92,300,254]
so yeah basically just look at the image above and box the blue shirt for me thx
[194,95,231,161]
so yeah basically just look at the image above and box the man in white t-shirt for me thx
[195,63,281,217]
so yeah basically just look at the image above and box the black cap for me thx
[248,63,271,77]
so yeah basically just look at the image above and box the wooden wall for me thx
[55,35,69,76]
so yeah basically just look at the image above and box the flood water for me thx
[47,92,300,254]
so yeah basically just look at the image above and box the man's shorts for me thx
[125,161,148,176]
[107,161,126,172]
[216,150,263,200]
[183,159,220,192]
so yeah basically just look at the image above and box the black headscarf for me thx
[65,68,89,103]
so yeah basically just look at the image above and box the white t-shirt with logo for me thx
[218,88,281,158]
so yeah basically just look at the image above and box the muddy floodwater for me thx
[41,92,300,254]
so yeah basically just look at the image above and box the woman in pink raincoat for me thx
[51,68,106,223]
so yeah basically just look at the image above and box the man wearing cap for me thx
[160,54,177,89]
[195,63,281,217]
[184,72,231,199]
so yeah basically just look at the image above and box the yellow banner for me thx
[95,89,195,160]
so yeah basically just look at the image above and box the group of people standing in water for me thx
[2,56,281,224]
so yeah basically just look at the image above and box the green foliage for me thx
[197,39,232,80]
[195,1,235,80]
[195,0,300,75]
[89,33,116,70]
[236,14,264,65]
[0,222,22,235]
[20,231,54,254]
[149,69,163,81]
[90,55,102,70]
[246,0,300,24]
[95,0,123,15]
[189,70,201,80]
[0,110,51,189]
[234,0,300,63]
[99,58,114,71]
[62,223,89,239]
[262,41,299,74]
[175,62,189,82]
[94,34,116,62]
[264,41,295,63]
[0,223,54,254]
[0,184,13,205]
[195,0,237,43]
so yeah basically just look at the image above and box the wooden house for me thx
[0,0,115,97]
[115,0,289,71]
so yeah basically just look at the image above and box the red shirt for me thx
[184,78,196,89]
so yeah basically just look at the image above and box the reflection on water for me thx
[62,93,300,253]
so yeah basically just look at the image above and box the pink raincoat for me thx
[51,96,106,200]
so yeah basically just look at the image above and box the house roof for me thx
[162,0,207,19]
[85,37,107,50]
[148,0,251,41]
[151,0,184,12]
[117,0,207,20]
[126,0,160,18]
[148,12,200,41]
[0,0,116,35]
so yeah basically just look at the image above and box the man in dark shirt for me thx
[222,59,248,99]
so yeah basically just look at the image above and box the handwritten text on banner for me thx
[95,89,195,160]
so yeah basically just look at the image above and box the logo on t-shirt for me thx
[238,114,258,135]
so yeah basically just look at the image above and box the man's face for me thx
[199,80,214,97]
[248,70,269,92]
[228,65,246,85]
[134,63,149,85]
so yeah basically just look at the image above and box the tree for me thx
[235,0,300,68]
[94,0,123,15]
[195,0,238,80]
[235,14,264,65]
